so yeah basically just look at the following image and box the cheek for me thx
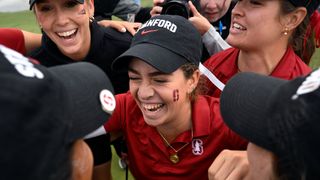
[129,83,139,95]
[200,1,205,8]
[173,89,179,102]
[36,13,49,26]
[200,0,209,8]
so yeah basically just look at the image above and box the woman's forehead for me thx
[36,0,80,4]
[128,59,178,76]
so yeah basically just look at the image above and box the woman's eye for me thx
[129,77,140,81]
[39,5,52,12]
[154,79,167,83]
[66,0,79,8]
[250,0,262,5]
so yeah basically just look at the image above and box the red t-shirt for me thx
[105,93,247,180]
[203,47,312,97]
[0,28,26,55]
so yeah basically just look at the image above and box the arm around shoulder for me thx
[21,30,42,54]
[202,26,231,56]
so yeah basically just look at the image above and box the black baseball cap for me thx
[0,45,115,179]
[288,0,319,14]
[112,15,202,74]
[29,0,84,10]
[220,69,320,178]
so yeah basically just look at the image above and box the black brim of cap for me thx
[49,62,114,143]
[29,0,36,10]
[220,72,286,151]
[112,43,188,74]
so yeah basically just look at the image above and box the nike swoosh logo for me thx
[141,29,159,35]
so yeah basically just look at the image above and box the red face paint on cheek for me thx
[173,89,179,102]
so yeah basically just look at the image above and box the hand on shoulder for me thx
[98,20,142,36]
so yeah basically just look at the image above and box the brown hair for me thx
[280,1,316,64]
[180,63,206,102]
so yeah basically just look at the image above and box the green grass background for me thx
[0,0,318,179]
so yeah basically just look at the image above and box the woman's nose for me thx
[138,83,155,100]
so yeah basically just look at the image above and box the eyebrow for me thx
[128,67,168,76]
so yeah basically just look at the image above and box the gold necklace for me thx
[158,128,193,164]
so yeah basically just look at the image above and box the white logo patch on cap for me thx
[292,68,320,100]
[100,89,116,114]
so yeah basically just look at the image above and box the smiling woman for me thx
[28,0,133,180]
[29,0,132,100]
[203,0,320,98]
[32,0,92,60]
[104,15,248,180]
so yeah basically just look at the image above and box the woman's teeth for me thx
[233,23,246,30]
[57,29,77,38]
[143,104,164,112]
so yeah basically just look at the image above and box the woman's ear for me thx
[87,0,95,17]
[284,7,307,31]
[187,69,200,94]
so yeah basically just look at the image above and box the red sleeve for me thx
[0,28,26,55]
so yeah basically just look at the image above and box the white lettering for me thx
[169,24,177,33]
[152,19,160,26]
[158,19,165,27]
[163,21,171,29]
[0,45,44,79]
[145,19,154,27]
[139,18,177,33]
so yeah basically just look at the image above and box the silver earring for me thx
[283,27,289,35]
[89,16,95,23]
